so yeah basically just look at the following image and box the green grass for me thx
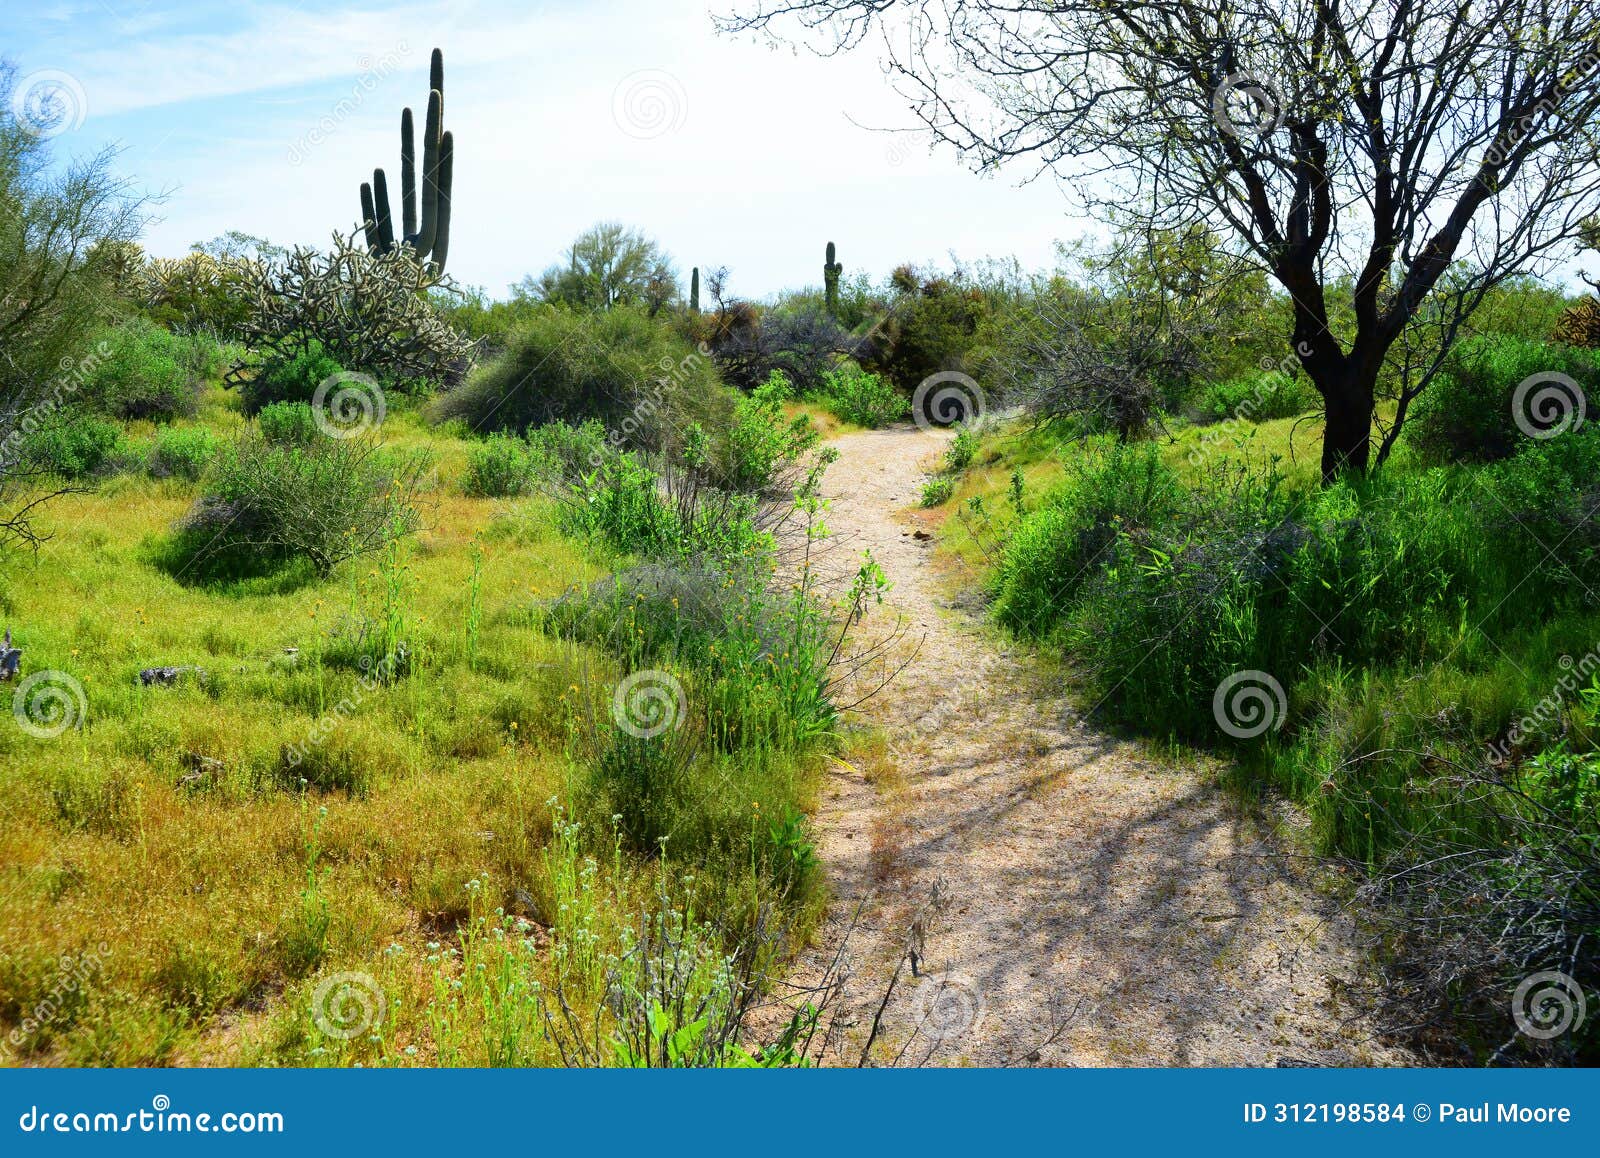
[0,389,836,1066]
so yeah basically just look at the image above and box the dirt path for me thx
[790,424,1406,1067]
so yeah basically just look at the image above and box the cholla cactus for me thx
[227,230,477,388]
[359,48,454,273]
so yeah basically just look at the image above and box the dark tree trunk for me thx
[1320,386,1373,480]
[1299,343,1378,483]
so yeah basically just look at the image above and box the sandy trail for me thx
[787,424,1405,1067]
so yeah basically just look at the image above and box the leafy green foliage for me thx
[17,412,126,479]
[811,364,908,428]
[241,342,343,416]
[1408,335,1597,463]
[146,426,217,481]
[462,432,534,498]
[161,432,428,582]
[435,305,731,445]
[920,477,953,506]
[78,318,204,423]
[1195,370,1320,423]
[255,401,319,445]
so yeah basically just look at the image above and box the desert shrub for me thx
[1195,370,1320,423]
[436,305,732,446]
[137,251,255,339]
[707,305,861,394]
[255,401,318,445]
[17,411,126,479]
[161,432,428,582]
[1407,335,1598,463]
[920,477,954,507]
[77,318,201,423]
[525,419,610,481]
[991,440,1181,636]
[146,426,216,481]
[463,433,534,498]
[943,426,978,473]
[715,377,819,494]
[239,342,343,415]
[812,364,908,429]
[866,267,987,390]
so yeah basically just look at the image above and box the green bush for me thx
[161,432,427,582]
[79,318,201,423]
[992,441,1181,637]
[942,426,978,473]
[17,411,126,479]
[255,401,319,445]
[1407,335,1597,463]
[240,343,344,415]
[1195,370,1320,423]
[920,477,954,507]
[812,364,909,429]
[146,426,216,481]
[462,433,534,498]
[716,378,818,494]
[434,306,732,447]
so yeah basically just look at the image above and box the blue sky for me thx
[2,0,1084,299]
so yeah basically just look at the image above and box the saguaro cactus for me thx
[689,266,700,313]
[359,48,454,272]
[823,241,842,317]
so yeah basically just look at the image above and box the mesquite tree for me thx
[719,1,1600,479]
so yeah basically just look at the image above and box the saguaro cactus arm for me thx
[355,47,453,273]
